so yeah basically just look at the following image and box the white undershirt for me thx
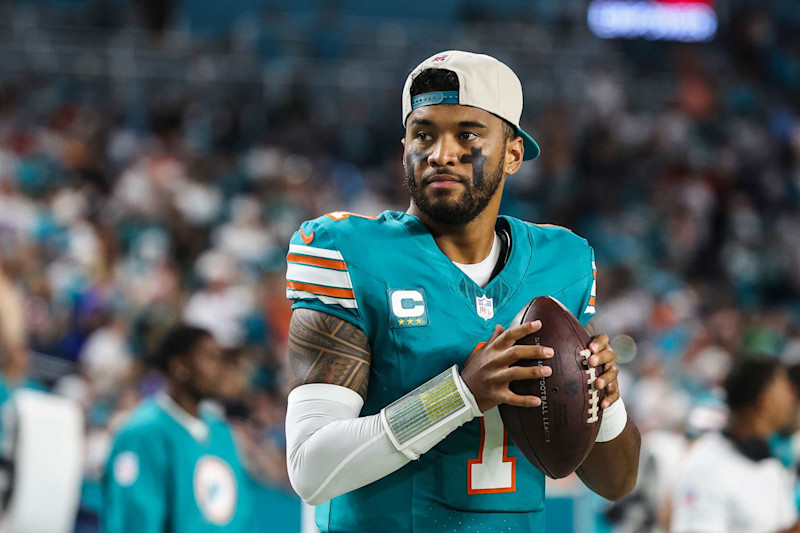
[451,233,501,288]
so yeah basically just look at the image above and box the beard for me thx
[404,155,505,225]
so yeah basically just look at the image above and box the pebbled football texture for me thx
[498,296,605,479]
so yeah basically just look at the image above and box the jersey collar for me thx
[722,429,774,462]
[156,392,210,443]
[392,211,532,316]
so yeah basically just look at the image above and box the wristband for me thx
[381,365,482,460]
[595,397,627,442]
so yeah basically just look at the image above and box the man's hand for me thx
[577,333,640,501]
[587,334,620,409]
[460,321,554,413]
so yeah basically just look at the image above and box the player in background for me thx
[284,51,640,532]
[671,357,799,533]
[0,260,44,401]
[770,364,800,514]
[103,324,253,532]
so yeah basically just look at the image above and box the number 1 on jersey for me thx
[467,407,516,494]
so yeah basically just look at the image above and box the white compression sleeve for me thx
[286,372,481,505]
[286,384,409,506]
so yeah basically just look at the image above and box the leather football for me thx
[498,296,605,479]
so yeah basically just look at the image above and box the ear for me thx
[169,357,191,382]
[505,136,524,175]
[401,137,406,147]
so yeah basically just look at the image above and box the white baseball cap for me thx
[402,50,540,161]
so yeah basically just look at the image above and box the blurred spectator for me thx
[0,263,28,384]
[184,250,255,349]
[103,324,254,532]
[0,260,45,401]
[78,316,133,399]
[671,357,799,532]
[213,196,274,266]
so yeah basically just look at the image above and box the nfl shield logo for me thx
[476,295,494,320]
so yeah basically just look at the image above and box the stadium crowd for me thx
[0,0,799,530]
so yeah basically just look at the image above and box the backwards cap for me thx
[402,50,540,161]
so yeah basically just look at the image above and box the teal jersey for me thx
[102,397,253,533]
[286,210,596,533]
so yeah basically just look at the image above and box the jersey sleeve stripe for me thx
[286,263,353,289]
[286,281,355,299]
[286,289,358,309]
[286,253,347,271]
[584,305,596,314]
[589,296,596,306]
[288,244,343,261]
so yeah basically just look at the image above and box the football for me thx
[498,296,605,479]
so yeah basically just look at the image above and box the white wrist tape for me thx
[595,397,627,442]
[381,365,483,460]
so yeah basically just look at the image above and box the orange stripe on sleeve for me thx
[286,254,347,271]
[593,270,596,279]
[589,296,596,306]
[286,281,355,299]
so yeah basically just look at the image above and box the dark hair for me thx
[787,363,800,393]
[723,356,783,412]
[409,68,516,141]
[150,324,211,372]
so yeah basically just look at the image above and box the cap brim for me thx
[518,127,540,161]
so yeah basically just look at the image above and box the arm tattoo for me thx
[288,308,371,399]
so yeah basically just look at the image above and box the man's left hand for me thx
[587,334,619,409]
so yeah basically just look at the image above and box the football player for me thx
[285,50,641,532]
[103,324,253,532]
[672,357,799,532]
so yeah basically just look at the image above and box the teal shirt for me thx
[286,211,597,533]
[770,433,800,512]
[103,397,253,533]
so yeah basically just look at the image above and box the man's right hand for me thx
[460,320,554,413]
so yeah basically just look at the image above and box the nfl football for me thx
[498,296,605,479]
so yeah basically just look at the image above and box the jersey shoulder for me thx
[513,218,590,249]
[111,400,170,458]
[286,210,404,327]
[686,433,734,465]
[287,211,407,280]
[202,409,235,440]
[508,217,594,272]
[115,400,166,437]
[507,217,597,321]
[289,210,402,255]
